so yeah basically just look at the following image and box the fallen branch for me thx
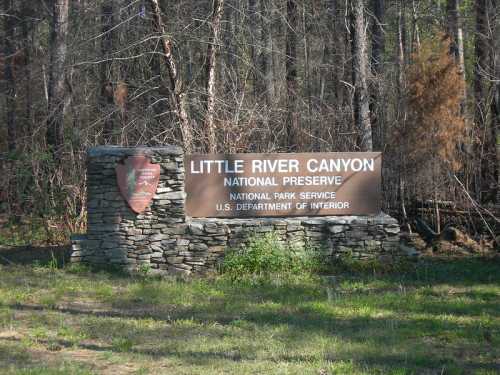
[453,174,498,245]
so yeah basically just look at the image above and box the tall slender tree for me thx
[370,0,384,150]
[259,0,274,105]
[248,0,259,97]
[473,0,496,201]
[205,0,225,153]
[446,0,466,102]
[46,0,70,155]
[285,0,298,150]
[100,0,115,143]
[492,0,499,202]
[147,0,193,152]
[3,0,16,152]
[350,0,372,151]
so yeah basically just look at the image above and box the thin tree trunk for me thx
[248,0,258,98]
[447,0,467,101]
[22,1,36,136]
[397,0,406,86]
[492,1,499,203]
[333,0,348,107]
[473,0,492,201]
[3,0,16,152]
[396,0,407,134]
[494,52,500,203]
[446,0,460,58]
[205,0,224,153]
[350,0,372,151]
[285,0,298,151]
[410,0,420,55]
[100,1,115,143]
[370,0,384,151]
[260,0,274,105]
[302,2,312,146]
[147,0,193,153]
[46,0,69,155]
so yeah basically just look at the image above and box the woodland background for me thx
[0,0,499,243]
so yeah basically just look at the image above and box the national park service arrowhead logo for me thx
[116,155,160,213]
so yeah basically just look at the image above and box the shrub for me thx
[220,232,323,281]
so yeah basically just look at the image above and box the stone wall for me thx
[71,146,403,275]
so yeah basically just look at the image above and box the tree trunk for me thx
[494,47,500,203]
[370,0,384,150]
[285,0,298,151]
[46,0,70,155]
[409,0,420,56]
[100,1,115,143]
[397,0,406,88]
[350,0,372,151]
[205,0,224,153]
[328,0,347,106]
[248,0,258,98]
[259,0,274,105]
[446,0,460,58]
[492,1,499,203]
[302,2,312,147]
[473,0,493,201]
[446,0,467,101]
[3,0,16,153]
[147,0,193,153]
[21,0,34,135]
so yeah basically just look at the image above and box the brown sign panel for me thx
[116,155,160,213]
[185,152,381,217]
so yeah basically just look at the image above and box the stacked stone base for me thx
[70,146,404,276]
[71,213,401,276]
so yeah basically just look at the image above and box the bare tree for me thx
[3,0,16,153]
[492,1,499,202]
[147,0,193,153]
[473,0,496,201]
[100,0,115,143]
[259,0,274,105]
[350,0,372,151]
[446,0,467,102]
[370,0,384,150]
[205,0,225,153]
[46,0,70,155]
[248,0,258,97]
[285,0,298,151]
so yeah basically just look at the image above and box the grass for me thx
[0,258,499,374]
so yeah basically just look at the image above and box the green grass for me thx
[0,258,499,374]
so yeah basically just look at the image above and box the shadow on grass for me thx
[0,245,70,266]
[1,257,499,373]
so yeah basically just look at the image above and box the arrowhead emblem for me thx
[116,155,160,213]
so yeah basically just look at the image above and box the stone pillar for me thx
[71,146,186,273]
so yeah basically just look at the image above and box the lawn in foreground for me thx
[0,258,499,375]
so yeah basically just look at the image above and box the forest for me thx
[0,0,499,245]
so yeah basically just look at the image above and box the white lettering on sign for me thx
[282,175,342,186]
[251,159,299,173]
[306,158,374,173]
[223,176,279,187]
[185,152,381,217]
[191,159,244,174]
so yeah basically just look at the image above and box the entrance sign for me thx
[116,155,160,213]
[185,152,381,217]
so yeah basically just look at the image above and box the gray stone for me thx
[384,226,400,234]
[329,225,346,234]
[190,243,209,251]
[164,191,185,200]
[189,223,205,235]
